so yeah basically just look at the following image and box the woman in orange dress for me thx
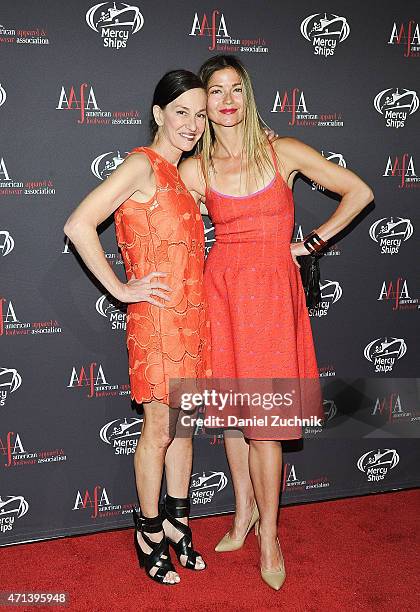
[64,70,211,586]
[180,55,374,590]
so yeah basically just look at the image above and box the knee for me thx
[138,422,174,451]
[249,439,280,451]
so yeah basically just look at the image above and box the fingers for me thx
[145,296,167,308]
[149,289,171,302]
[142,271,168,283]
[149,282,172,292]
[129,278,172,293]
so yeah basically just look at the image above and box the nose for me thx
[185,115,197,132]
[223,89,233,104]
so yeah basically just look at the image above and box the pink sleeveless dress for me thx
[204,147,323,439]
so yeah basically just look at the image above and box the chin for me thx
[211,114,242,127]
[181,140,197,152]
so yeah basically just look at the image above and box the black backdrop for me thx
[1,1,419,545]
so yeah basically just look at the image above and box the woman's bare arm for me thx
[179,156,208,215]
[275,138,374,244]
[64,153,171,305]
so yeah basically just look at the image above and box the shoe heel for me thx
[254,520,260,536]
[134,530,145,568]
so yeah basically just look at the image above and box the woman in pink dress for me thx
[180,54,374,590]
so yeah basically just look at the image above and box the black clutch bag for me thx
[297,254,322,308]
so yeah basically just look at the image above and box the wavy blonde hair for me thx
[197,55,275,188]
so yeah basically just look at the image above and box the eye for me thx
[209,88,222,94]
[176,110,187,115]
[197,113,206,119]
[234,87,242,93]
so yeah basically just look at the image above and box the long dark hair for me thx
[150,69,204,138]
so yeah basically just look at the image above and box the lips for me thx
[220,108,237,115]
[179,133,196,141]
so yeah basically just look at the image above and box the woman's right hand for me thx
[118,271,172,307]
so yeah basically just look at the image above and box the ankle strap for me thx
[165,494,190,517]
[133,508,163,533]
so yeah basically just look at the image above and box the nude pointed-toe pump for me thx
[214,501,259,552]
[255,522,286,591]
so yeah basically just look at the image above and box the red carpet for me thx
[1,489,419,612]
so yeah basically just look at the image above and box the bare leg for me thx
[249,439,283,571]
[163,415,205,569]
[134,400,179,584]
[224,431,256,538]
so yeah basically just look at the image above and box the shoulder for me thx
[123,150,154,177]
[179,155,206,196]
[271,136,310,158]
[272,137,321,171]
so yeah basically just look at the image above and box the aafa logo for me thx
[0,156,55,197]
[388,21,420,58]
[271,89,343,127]
[282,463,330,492]
[86,2,144,48]
[300,13,350,56]
[73,485,111,518]
[0,156,12,182]
[373,88,419,128]
[0,230,14,256]
[68,363,108,398]
[371,393,414,424]
[189,10,229,51]
[0,432,25,467]
[378,278,419,311]
[91,151,127,180]
[0,296,61,337]
[383,154,420,188]
[271,88,309,125]
[56,84,99,124]
[364,336,407,373]
[357,448,399,481]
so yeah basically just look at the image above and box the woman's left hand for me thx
[290,241,309,267]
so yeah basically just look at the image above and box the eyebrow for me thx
[208,82,242,88]
[175,105,207,112]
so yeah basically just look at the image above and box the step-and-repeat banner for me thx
[1,1,419,545]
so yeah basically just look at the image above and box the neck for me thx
[211,123,244,158]
[150,135,182,166]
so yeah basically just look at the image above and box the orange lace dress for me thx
[114,147,212,405]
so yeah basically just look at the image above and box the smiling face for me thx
[153,88,207,152]
[206,67,245,127]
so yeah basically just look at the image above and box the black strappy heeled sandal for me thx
[163,495,206,571]
[132,508,178,585]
